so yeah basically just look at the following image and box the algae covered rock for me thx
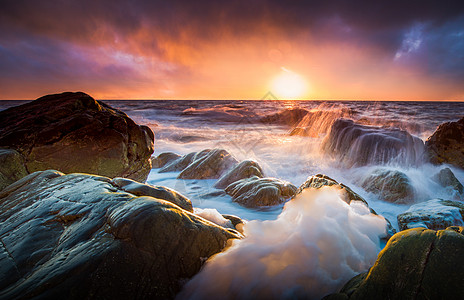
[214,159,264,189]
[0,92,154,182]
[327,227,464,300]
[0,148,28,191]
[0,170,239,299]
[225,176,297,207]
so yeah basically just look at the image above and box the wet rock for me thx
[360,169,416,204]
[151,152,181,169]
[159,151,199,172]
[322,119,424,166]
[0,170,239,299]
[214,159,264,189]
[298,174,396,239]
[0,148,28,191]
[178,149,238,179]
[397,199,464,230]
[426,117,464,169]
[0,92,154,182]
[326,227,464,300]
[432,167,463,197]
[260,108,309,126]
[225,176,297,207]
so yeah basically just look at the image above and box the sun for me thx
[271,67,307,99]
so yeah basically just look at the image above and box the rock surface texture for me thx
[0,92,154,183]
[360,169,416,204]
[426,116,464,169]
[214,159,264,189]
[0,170,239,299]
[324,227,464,300]
[0,148,28,191]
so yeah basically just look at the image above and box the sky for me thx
[1,0,464,100]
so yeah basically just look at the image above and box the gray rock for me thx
[0,170,239,299]
[360,168,416,204]
[151,152,181,169]
[0,148,28,191]
[0,92,154,182]
[433,167,463,197]
[214,159,264,189]
[178,149,238,180]
[397,199,464,231]
[225,176,297,207]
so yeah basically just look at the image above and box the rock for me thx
[0,148,28,191]
[0,170,240,299]
[433,167,463,197]
[298,174,396,239]
[328,227,464,300]
[426,117,464,169]
[288,107,351,137]
[111,177,193,212]
[397,199,464,231]
[321,119,425,166]
[159,151,199,172]
[260,108,309,126]
[178,149,238,179]
[360,169,416,204]
[225,176,297,207]
[214,159,264,189]
[0,92,154,182]
[151,152,181,169]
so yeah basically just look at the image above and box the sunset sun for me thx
[272,67,307,99]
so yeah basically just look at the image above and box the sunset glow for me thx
[272,68,308,99]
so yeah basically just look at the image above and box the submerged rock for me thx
[325,227,464,300]
[151,152,181,169]
[397,199,464,230]
[214,159,264,189]
[426,116,464,169]
[0,148,28,191]
[321,119,424,167]
[0,92,154,182]
[433,167,463,197]
[360,169,416,204]
[225,176,297,207]
[0,170,239,299]
[260,107,309,126]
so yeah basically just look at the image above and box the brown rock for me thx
[426,117,464,169]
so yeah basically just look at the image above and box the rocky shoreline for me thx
[1,92,463,299]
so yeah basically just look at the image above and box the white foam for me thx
[177,186,387,300]
[194,207,234,228]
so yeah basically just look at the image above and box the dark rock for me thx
[163,149,238,180]
[222,214,244,228]
[360,169,416,204]
[433,167,463,196]
[425,117,464,169]
[225,176,297,207]
[288,107,351,137]
[0,92,154,182]
[0,148,28,191]
[329,227,464,300]
[298,174,396,239]
[397,199,464,231]
[0,170,239,299]
[214,159,264,189]
[260,108,309,126]
[321,119,424,166]
[151,152,181,169]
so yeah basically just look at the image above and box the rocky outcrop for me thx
[260,108,309,126]
[159,149,238,180]
[0,92,154,182]
[225,176,297,207]
[397,199,464,231]
[214,160,264,189]
[425,117,464,169]
[151,152,181,169]
[433,167,463,198]
[360,169,416,204]
[298,174,396,239]
[0,148,28,191]
[324,227,464,300]
[321,119,424,166]
[0,170,240,299]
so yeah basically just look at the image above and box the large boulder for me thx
[0,170,240,299]
[160,149,238,180]
[214,159,264,189]
[225,176,297,207]
[0,92,154,182]
[0,148,28,191]
[321,119,425,167]
[360,169,416,204]
[298,174,396,239]
[426,117,464,169]
[151,152,181,169]
[397,199,464,231]
[433,167,463,198]
[324,227,464,300]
